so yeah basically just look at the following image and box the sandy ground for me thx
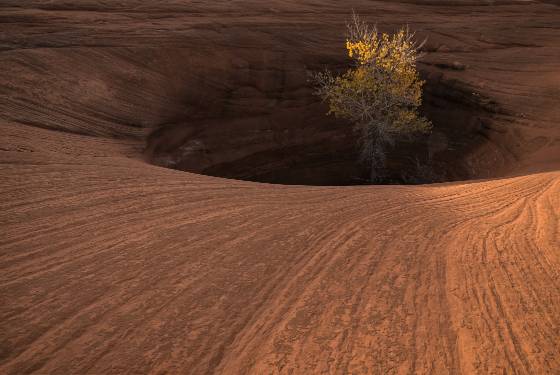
[1,1,559,374]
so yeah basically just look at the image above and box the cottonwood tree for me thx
[313,13,432,182]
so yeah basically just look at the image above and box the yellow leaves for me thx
[317,19,431,136]
[345,27,417,78]
[346,40,378,65]
[311,13,433,178]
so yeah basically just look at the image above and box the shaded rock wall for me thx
[1,0,558,185]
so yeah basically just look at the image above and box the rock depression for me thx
[1,1,559,374]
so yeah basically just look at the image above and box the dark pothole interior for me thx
[145,55,500,186]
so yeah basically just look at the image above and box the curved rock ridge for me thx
[1,1,559,374]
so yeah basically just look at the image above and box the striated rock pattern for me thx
[1,1,559,374]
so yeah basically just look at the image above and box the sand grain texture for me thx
[1,1,559,374]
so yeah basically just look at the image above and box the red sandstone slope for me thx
[1,1,559,374]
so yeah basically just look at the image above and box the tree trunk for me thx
[369,158,377,182]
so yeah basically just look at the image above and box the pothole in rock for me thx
[145,60,502,186]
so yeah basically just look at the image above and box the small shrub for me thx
[312,13,432,182]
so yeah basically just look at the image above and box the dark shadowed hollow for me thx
[145,54,502,186]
